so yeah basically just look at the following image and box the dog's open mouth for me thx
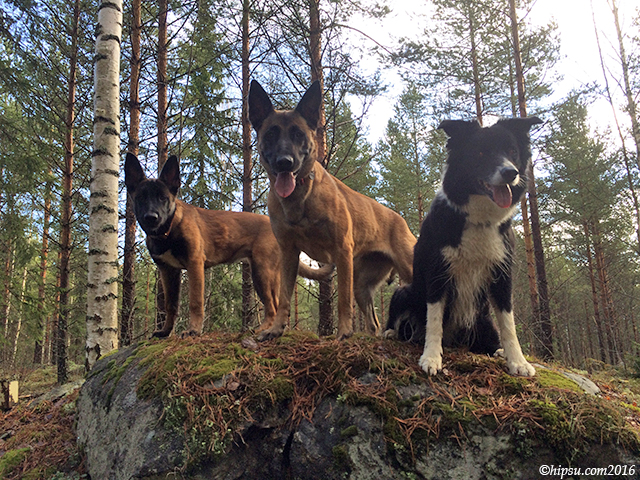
[275,171,297,198]
[485,183,512,208]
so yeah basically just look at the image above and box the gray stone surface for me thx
[76,346,637,480]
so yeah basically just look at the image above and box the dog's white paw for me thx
[382,329,397,339]
[419,353,442,376]
[507,358,535,377]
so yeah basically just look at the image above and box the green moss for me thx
[331,444,353,473]
[536,369,583,394]
[340,425,358,438]
[193,359,239,385]
[498,373,529,394]
[276,330,319,345]
[0,447,30,477]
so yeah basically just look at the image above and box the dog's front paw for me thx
[152,329,171,339]
[419,353,442,376]
[180,329,200,339]
[256,326,285,342]
[507,358,535,377]
[382,329,397,339]
[336,327,354,341]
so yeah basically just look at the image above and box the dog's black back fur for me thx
[386,117,542,354]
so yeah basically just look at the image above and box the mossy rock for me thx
[0,448,30,477]
[536,368,583,394]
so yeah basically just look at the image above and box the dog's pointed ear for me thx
[124,152,146,194]
[249,80,274,133]
[498,116,543,134]
[437,119,481,139]
[159,155,180,196]
[295,81,322,131]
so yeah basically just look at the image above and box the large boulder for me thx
[76,333,640,480]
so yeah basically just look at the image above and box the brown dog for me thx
[248,80,416,340]
[124,152,332,337]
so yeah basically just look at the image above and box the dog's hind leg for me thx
[153,265,181,338]
[250,257,279,333]
[354,256,394,336]
[468,304,501,355]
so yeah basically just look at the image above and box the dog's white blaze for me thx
[488,158,519,186]
[420,300,445,375]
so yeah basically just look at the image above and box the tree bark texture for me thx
[87,0,122,371]
[121,0,142,346]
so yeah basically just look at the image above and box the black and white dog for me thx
[385,117,542,377]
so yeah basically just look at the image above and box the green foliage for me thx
[377,81,445,234]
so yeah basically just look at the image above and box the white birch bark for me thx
[87,0,122,369]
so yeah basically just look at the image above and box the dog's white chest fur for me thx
[441,195,511,328]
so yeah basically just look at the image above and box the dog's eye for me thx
[263,127,280,144]
[290,127,306,143]
[509,148,518,158]
[478,151,484,158]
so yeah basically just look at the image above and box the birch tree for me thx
[87,0,122,370]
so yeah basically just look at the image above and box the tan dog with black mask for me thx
[249,80,416,340]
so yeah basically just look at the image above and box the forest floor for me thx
[1,336,640,480]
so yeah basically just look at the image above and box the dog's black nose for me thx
[144,212,159,224]
[500,166,519,183]
[276,155,295,172]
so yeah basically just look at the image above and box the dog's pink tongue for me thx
[492,185,512,208]
[275,172,296,198]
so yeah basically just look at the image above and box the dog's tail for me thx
[298,262,335,281]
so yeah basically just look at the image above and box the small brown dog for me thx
[124,152,332,337]
[249,80,416,340]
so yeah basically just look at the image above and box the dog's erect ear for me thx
[124,152,146,194]
[295,81,322,131]
[437,119,481,139]
[249,80,274,132]
[498,116,543,134]
[159,155,180,196]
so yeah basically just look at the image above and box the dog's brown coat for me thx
[125,153,330,337]
[249,81,416,340]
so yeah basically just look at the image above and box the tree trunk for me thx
[583,221,608,363]
[241,0,255,331]
[34,183,51,363]
[155,0,169,332]
[121,0,142,347]
[508,0,553,359]
[1,242,12,364]
[11,267,28,367]
[86,0,122,371]
[467,2,482,124]
[58,0,80,383]
[592,2,640,254]
[592,220,620,364]
[309,0,334,336]
[609,0,640,166]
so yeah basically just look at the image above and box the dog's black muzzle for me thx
[500,165,519,184]
[274,154,297,173]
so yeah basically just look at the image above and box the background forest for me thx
[0,0,639,382]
